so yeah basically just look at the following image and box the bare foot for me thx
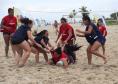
[18,64,25,68]
[5,55,9,58]
[35,62,40,64]
[103,57,107,64]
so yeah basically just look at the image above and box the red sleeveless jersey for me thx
[99,25,107,37]
[1,15,17,33]
[59,23,75,42]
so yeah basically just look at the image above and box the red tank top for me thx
[2,15,17,33]
[51,51,67,63]
[59,23,75,42]
[99,25,107,37]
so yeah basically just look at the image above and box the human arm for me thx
[1,19,11,30]
[76,33,85,37]
[76,25,93,35]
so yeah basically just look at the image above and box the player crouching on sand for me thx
[48,47,68,69]
[48,44,81,69]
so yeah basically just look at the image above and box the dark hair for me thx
[82,15,91,23]
[55,47,62,55]
[98,18,103,23]
[8,8,13,13]
[61,17,67,22]
[64,44,82,64]
[36,30,48,37]
[20,18,33,25]
[97,18,103,27]
[28,20,33,24]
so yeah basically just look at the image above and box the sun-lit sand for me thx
[0,25,118,84]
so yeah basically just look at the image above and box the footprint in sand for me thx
[93,65,102,68]
[37,67,43,71]
[0,67,5,69]
[0,75,6,82]
[114,82,118,84]
[109,65,117,68]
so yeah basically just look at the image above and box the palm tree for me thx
[79,6,89,17]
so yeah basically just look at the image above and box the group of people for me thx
[0,8,107,69]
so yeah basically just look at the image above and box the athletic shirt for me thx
[12,24,31,41]
[85,23,104,44]
[98,25,107,37]
[2,15,17,33]
[51,51,68,64]
[34,34,49,48]
[59,23,75,42]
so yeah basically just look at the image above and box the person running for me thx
[0,8,17,57]
[31,30,54,63]
[53,20,59,35]
[11,18,40,67]
[76,16,107,65]
[97,18,107,55]
[56,17,76,47]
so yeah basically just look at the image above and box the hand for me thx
[64,40,67,44]
[49,47,54,51]
[76,29,81,33]
[35,43,41,48]
[4,27,11,30]
[10,33,15,37]
[44,48,50,53]
[51,46,54,50]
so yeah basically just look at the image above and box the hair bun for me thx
[20,18,32,25]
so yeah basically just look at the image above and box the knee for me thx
[86,48,90,52]
[5,44,9,47]
[90,48,95,53]
[35,51,39,55]
[26,48,31,56]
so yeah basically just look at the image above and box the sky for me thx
[0,0,118,22]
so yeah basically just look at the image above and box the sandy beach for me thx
[0,25,118,84]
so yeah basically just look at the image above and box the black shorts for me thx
[3,32,12,35]
[89,37,106,45]
[11,37,24,45]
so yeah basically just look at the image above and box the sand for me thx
[0,25,118,84]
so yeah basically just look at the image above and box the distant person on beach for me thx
[76,16,107,65]
[97,18,107,55]
[30,30,54,63]
[53,20,59,35]
[0,8,17,57]
[56,17,76,47]
[11,18,40,67]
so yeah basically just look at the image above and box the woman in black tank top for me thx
[76,16,107,65]
[31,30,54,63]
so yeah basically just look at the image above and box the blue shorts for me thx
[89,37,106,45]
[11,37,24,45]
[97,37,106,45]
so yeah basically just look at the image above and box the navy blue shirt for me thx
[85,23,105,44]
[12,24,31,41]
